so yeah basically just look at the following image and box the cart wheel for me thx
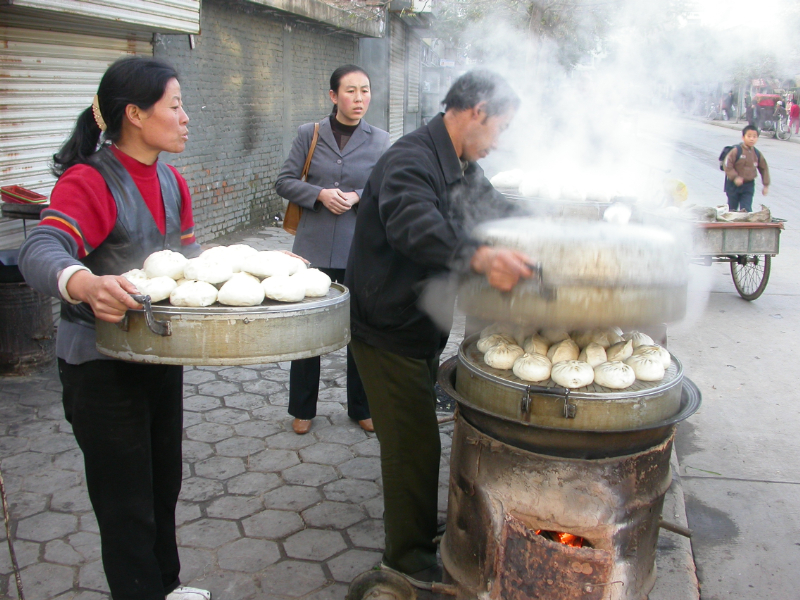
[730,254,771,300]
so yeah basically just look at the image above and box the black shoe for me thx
[380,562,443,590]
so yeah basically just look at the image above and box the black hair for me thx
[442,69,520,118]
[742,124,759,136]
[52,56,179,177]
[329,64,370,117]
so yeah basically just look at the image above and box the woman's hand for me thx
[280,250,310,264]
[339,191,360,206]
[66,270,142,323]
[317,189,353,215]
[470,246,533,292]
[762,185,770,196]
[734,176,744,186]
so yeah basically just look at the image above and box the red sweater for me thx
[40,146,196,258]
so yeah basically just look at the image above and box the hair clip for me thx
[92,94,107,132]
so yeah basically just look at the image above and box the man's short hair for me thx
[742,124,759,136]
[442,70,520,117]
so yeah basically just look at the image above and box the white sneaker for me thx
[166,586,212,600]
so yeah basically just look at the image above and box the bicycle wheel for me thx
[730,254,771,300]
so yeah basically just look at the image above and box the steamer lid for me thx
[473,217,688,288]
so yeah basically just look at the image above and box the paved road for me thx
[660,118,800,600]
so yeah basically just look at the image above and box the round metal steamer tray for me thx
[439,355,701,459]
[458,278,687,329]
[457,215,690,328]
[457,334,683,430]
[95,283,350,366]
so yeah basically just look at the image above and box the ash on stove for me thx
[435,382,456,412]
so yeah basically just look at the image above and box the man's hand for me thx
[470,246,533,292]
[762,185,770,196]
[66,270,142,323]
[317,189,352,215]
[734,176,744,186]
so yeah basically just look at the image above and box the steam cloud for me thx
[417,0,800,331]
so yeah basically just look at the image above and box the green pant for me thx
[350,337,441,574]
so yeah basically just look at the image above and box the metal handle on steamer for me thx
[525,261,556,301]
[521,384,577,419]
[116,294,172,337]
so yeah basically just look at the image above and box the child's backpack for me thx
[719,144,761,171]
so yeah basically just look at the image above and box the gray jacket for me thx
[276,117,390,269]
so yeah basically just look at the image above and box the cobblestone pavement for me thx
[0,226,463,600]
[0,225,695,600]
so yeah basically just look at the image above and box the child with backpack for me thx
[721,125,770,212]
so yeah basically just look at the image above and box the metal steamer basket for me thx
[457,334,683,430]
[439,353,701,459]
[95,283,350,366]
[457,216,690,328]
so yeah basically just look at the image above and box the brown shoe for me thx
[357,418,374,433]
[292,418,312,434]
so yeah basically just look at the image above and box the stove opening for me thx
[535,530,588,548]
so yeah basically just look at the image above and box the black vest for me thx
[62,146,183,328]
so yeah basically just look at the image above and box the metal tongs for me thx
[116,293,172,336]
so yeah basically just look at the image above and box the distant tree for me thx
[432,0,621,69]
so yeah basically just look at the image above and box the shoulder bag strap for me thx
[301,123,320,182]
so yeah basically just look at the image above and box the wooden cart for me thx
[692,219,785,300]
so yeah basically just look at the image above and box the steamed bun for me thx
[483,343,525,370]
[217,273,265,307]
[292,268,331,297]
[135,276,177,303]
[262,274,306,302]
[169,281,219,307]
[551,360,594,389]
[143,250,188,280]
[183,256,233,285]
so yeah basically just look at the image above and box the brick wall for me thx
[155,0,358,242]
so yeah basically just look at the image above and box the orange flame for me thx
[535,530,585,548]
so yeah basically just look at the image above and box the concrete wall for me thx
[358,19,424,141]
[155,0,358,242]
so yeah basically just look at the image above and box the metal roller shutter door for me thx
[0,25,152,250]
[388,17,406,143]
[407,34,420,114]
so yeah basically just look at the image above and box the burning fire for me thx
[535,530,585,548]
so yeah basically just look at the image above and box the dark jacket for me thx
[275,117,390,269]
[345,113,518,359]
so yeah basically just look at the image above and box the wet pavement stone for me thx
[0,226,460,600]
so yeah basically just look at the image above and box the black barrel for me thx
[0,281,56,375]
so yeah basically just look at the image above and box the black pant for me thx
[59,358,183,600]
[349,338,440,574]
[289,268,370,421]
[726,179,755,212]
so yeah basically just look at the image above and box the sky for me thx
[696,0,791,29]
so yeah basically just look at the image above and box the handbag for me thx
[283,122,320,235]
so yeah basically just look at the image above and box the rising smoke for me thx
[418,0,800,332]
[440,0,799,204]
